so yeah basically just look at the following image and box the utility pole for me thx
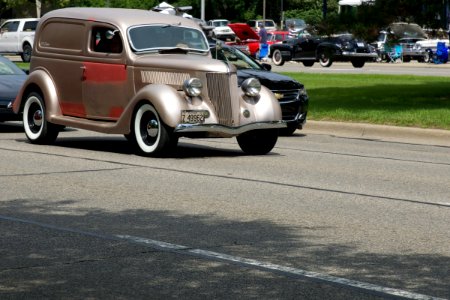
[201,0,205,21]
[263,0,266,22]
[36,0,41,18]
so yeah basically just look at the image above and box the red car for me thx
[267,31,291,45]
[227,23,261,57]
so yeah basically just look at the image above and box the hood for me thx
[237,69,303,90]
[388,23,428,40]
[133,53,230,73]
[228,23,260,41]
[0,75,27,104]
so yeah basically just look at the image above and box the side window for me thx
[91,27,123,54]
[2,21,19,32]
[23,21,37,31]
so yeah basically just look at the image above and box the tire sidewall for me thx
[23,93,45,141]
[133,104,162,154]
[272,49,284,66]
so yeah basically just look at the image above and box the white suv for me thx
[246,19,277,32]
[207,19,235,41]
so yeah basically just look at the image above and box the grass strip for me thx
[283,73,450,130]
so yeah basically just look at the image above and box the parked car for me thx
[227,23,261,57]
[267,31,291,45]
[0,18,38,62]
[269,33,378,68]
[211,44,308,135]
[412,38,449,63]
[206,19,235,41]
[0,55,27,121]
[374,23,428,62]
[246,19,277,32]
[12,7,286,156]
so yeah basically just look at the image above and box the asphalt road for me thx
[1,121,449,299]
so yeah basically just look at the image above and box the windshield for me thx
[286,19,306,29]
[0,57,25,75]
[128,24,209,52]
[211,45,262,70]
[212,20,229,27]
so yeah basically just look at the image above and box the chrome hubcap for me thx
[146,119,159,138]
[33,110,43,127]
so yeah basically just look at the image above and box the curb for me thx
[302,121,450,147]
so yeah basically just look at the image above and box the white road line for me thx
[0,215,444,300]
[118,235,446,300]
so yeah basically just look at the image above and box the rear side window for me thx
[39,21,84,52]
[1,21,19,32]
[23,21,37,31]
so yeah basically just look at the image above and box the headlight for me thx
[241,78,261,97]
[183,78,203,97]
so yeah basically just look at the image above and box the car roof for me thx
[40,7,200,31]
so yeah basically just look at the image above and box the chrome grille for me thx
[206,73,234,126]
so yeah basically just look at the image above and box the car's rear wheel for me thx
[271,49,285,66]
[319,50,333,67]
[21,43,32,63]
[23,92,60,144]
[351,59,365,68]
[237,129,278,155]
[130,103,177,156]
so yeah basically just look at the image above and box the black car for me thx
[0,55,27,121]
[211,44,308,135]
[269,33,378,68]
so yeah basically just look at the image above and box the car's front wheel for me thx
[271,49,285,66]
[237,129,278,155]
[319,50,333,67]
[130,103,177,156]
[23,92,60,144]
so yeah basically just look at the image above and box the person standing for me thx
[258,24,268,60]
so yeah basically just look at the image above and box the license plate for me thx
[357,42,365,47]
[181,110,207,124]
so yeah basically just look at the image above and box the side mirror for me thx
[261,63,272,71]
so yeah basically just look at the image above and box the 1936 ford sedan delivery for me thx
[13,8,285,156]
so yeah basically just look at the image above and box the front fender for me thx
[240,86,282,124]
[269,44,292,58]
[13,69,61,119]
[117,84,218,132]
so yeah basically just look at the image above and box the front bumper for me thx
[175,121,286,136]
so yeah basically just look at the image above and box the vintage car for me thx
[211,43,308,135]
[227,23,261,57]
[269,33,378,68]
[267,31,291,45]
[12,8,285,156]
[374,23,428,62]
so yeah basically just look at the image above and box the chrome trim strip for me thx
[175,121,286,135]
[342,52,378,58]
